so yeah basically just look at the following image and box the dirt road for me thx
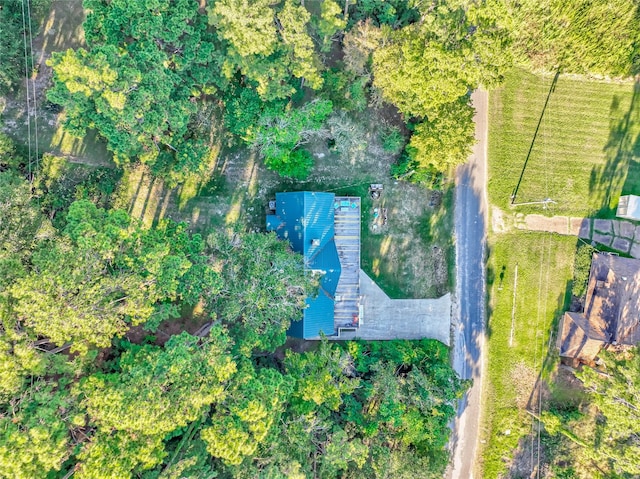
[448,89,489,479]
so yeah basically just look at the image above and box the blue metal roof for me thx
[309,241,341,297]
[268,192,341,339]
[303,291,336,338]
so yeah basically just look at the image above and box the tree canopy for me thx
[47,0,221,179]
[542,348,640,478]
[206,231,314,355]
[0,198,467,479]
[1,1,500,475]
[249,99,333,179]
[10,200,219,352]
[372,0,512,119]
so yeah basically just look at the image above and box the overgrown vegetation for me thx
[509,0,640,77]
[0,178,466,475]
[571,243,595,299]
[41,0,512,186]
[540,348,640,478]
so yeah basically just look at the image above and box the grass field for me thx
[488,69,640,218]
[480,232,576,478]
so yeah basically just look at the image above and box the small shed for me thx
[616,195,640,221]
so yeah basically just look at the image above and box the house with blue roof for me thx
[267,191,362,339]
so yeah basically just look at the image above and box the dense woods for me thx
[2,0,640,477]
[43,0,515,184]
[0,164,466,477]
[0,180,467,476]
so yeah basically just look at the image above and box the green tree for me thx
[575,350,640,476]
[342,340,468,478]
[0,172,47,263]
[372,0,512,118]
[208,0,278,57]
[284,340,360,414]
[76,431,166,479]
[313,0,347,52]
[250,99,333,178]
[47,0,221,178]
[405,98,476,174]
[207,231,314,355]
[11,241,152,351]
[11,201,220,352]
[278,0,324,89]
[0,382,73,479]
[208,0,323,100]
[0,322,47,399]
[202,363,293,465]
[76,331,236,477]
[349,0,420,29]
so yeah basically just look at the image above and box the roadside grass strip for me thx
[488,69,640,218]
[481,232,576,478]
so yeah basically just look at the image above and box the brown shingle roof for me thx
[557,312,607,361]
[558,253,640,361]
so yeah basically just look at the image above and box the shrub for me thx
[572,244,595,299]
[380,126,405,154]
[264,149,314,180]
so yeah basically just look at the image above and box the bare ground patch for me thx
[0,0,112,166]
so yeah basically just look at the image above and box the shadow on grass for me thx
[502,283,572,479]
[511,70,560,205]
[589,81,640,218]
[484,243,495,341]
[523,272,574,413]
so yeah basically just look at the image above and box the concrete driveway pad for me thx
[336,270,451,344]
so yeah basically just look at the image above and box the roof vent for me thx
[311,238,320,246]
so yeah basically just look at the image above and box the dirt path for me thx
[493,208,640,258]
[448,89,489,479]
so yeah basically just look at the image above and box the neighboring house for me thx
[557,252,640,363]
[267,192,361,339]
[616,195,640,221]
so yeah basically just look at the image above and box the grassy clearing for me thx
[480,232,576,478]
[488,69,640,218]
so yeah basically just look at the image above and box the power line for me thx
[20,0,33,181]
[531,233,546,471]
[26,0,40,172]
[510,70,560,205]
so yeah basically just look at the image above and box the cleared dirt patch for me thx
[0,0,112,166]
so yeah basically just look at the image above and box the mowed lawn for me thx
[480,232,576,478]
[488,69,640,218]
